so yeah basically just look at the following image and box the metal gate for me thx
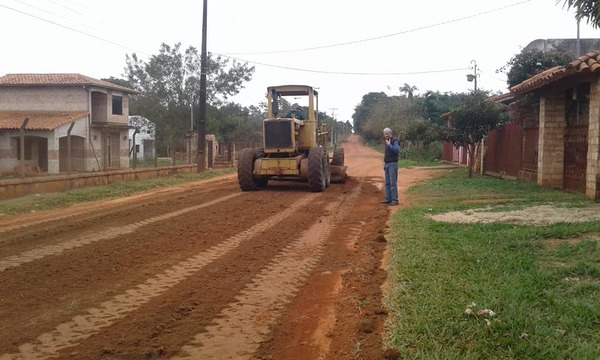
[564,86,589,193]
[521,126,538,173]
[564,123,588,193]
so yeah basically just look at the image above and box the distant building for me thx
[524,38,600,57]
[128,115,155,160]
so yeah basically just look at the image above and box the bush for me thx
[401,142,441,162]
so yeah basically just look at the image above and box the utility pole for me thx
[329,108,337,120]
[329,108,337,146]
[197,0,208,172]
[577,19,581,56]
[467,60,478,91]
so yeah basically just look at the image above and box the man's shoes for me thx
[380,200,390,204]
[389,201,399,206]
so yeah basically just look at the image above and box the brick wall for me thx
[537,93,566,189]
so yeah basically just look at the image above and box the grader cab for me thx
[237,85,347,192]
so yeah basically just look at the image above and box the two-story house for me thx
[0,73,139,174]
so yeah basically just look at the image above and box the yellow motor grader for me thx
[237,85,347,192]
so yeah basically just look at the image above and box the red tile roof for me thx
[0,111,88,130]
[511,50,600,94]
[0,74,139,94]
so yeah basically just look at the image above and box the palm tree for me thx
[559,0,600,28]
[399,83,418,99]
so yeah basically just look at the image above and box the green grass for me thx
[398,159,445,168]
[385,168,600,359]
[0,168,235,217]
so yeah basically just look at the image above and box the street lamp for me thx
[466,59,479,91]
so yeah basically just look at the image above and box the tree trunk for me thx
[467,142,474,178]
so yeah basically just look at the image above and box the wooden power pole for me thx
[197,0,208,172]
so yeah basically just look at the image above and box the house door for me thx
[110,132,120,168]
[102,132,121,170]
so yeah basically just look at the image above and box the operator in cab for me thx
[285,106,305,120]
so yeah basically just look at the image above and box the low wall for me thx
[0,165,197,201]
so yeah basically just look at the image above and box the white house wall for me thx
[128,128,155,160]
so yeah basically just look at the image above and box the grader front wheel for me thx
[308,147,325,192]
[238,148,263,191]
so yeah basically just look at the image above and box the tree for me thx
[124,42,255,155]
[102,76,134,89]
[362,95,421,143]
[497,49,573,88]
[352,92,387,135]
[445,90,506,178]
[399,83,418,99]
[497,48,573,131]
[559,0,600,28]
[421,90,464,125]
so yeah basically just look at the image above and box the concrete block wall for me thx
[587,79,600,199]
[0,165,198,201]
[0,87,87,112]
[537,93,566,189]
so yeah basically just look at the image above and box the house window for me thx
[16,138,33,160]
[135,144,140,153]
[112,96,123,115]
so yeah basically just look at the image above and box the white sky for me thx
[2,0,600,123]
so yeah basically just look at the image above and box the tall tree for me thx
[445,90,506,178]
[559,0,600,28]
[399,83,418,99]
[497,48,573,130]
[352,92,387,135]
[497,49,573,88]
[124,42,254,154]
[421,90,464,125]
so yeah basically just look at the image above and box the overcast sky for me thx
[2,0,600,123]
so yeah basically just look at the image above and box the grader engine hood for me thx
[263,118,303,153]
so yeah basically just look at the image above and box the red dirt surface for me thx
[0,135,437,359]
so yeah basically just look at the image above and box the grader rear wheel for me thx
[308,147,325,192]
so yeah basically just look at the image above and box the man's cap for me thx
[383,127,392,134]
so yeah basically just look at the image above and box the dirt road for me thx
[0,135,434,359]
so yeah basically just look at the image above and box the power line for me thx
[13,0,94,30]
[220,0,532,55]
[0,4,146,55]
[43,0,84,15]
[1,3,491,77]
[220,54,468,75]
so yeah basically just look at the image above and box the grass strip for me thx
[386,169,600,359]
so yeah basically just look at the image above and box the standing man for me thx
[382,127,400,205]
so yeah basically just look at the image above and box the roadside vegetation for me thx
[385,168,600,359]
[0,168,235,217]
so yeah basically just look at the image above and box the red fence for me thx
[484,121,523,177]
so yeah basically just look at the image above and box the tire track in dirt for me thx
[0,193,319,360]
[0,193,241,272]
[0,177,237,236]
[173,183,362,359]
[0,186,234,249]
